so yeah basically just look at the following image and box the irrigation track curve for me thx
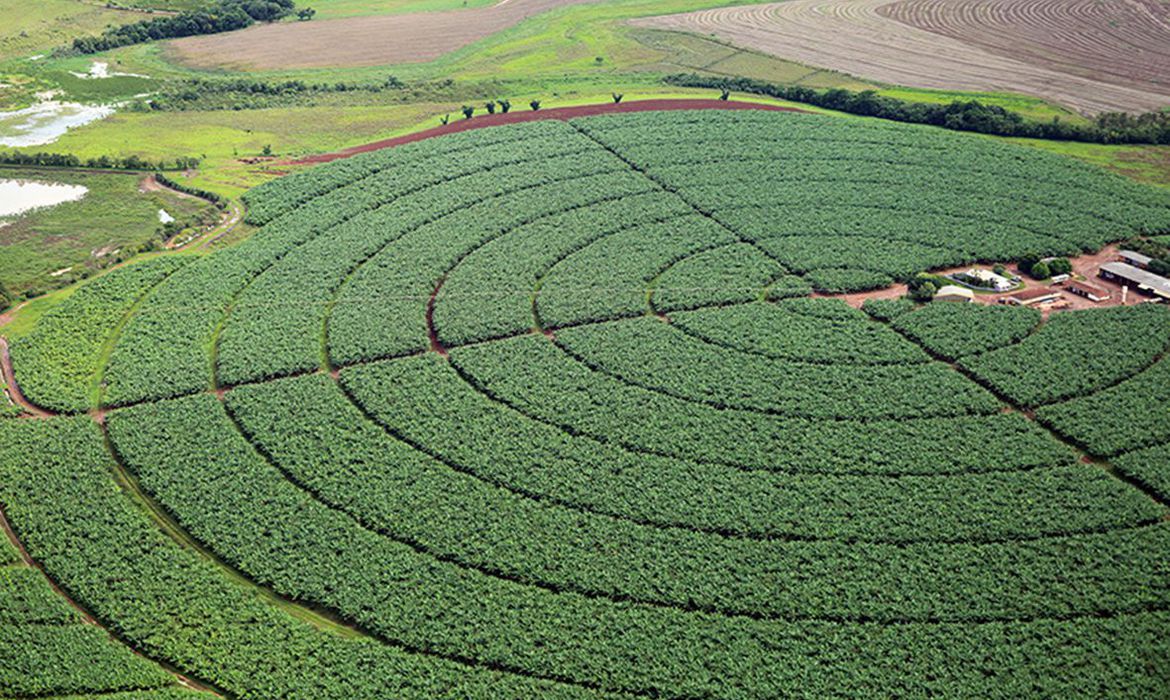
[632,0,1170,114]
[284,99,806,165]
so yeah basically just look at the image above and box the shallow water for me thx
[0,179,88,217]
[0,100,114,147]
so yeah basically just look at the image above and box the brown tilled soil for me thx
[285,99,805,165]
[633,0,1170,114]
[168,0,594,70]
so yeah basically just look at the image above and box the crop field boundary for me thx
[286,99,805,165]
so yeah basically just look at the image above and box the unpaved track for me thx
[634,0,1170,114]
[286,99,805,165]
[169,0,596,70]
[0,337,53,418]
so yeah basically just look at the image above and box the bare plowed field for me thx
[167,0,592,70]
[634,0,1170,114]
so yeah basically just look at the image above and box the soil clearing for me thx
[167,0,594,71]
[634,0,1170,114]
[286,99,805,165]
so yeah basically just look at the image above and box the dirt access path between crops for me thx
[634,0,1170,114]
[0,503,221,695]
[168,0,595,70]
[287,99,806,165]
[140,175,246,250]
[0,337,52,419]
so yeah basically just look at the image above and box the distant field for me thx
[0,0,141,62]
[167,0,599,70]
[0,168,214,294]
[634,0,1170,113]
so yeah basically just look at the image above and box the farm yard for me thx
[634,0,1170,113]
[2,109,1170,698]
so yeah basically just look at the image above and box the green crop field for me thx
[2,110,1169,698]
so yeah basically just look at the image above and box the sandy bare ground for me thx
[168,0,595,70]
[633,0,1170,114]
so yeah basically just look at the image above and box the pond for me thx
[0,98,114,147]
[0,178,88,217]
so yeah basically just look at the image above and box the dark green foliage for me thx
[1112,443,1170,503]
[461,105,475,119]
[960,305,1170,406]
[11,257,190,413]
[665,74,1170,145]
[0,151,198,171]
[0,567,79,625]
[1037,357,1170,457]
[892,302,1042,360]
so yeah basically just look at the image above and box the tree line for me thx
[69,0,296,54]
[0,151,200,172]
[664,74,1170,145]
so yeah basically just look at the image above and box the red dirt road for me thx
[286,99,805,165]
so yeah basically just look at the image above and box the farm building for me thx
[1066,281,1110,302]
[933,285,974,303]
[1004,288,1061,306]
[1099,262,1170,301]
[1050,273,1070,284]
[961,268,1014,291]
[1119,250,1153,268]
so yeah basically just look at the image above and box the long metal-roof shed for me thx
[1099,262,1170,299]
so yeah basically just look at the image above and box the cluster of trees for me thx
[907,273,951,301]
[0,282,12,313]
[154,173,225,208]
[70,0,295,54]
[1018,254,1072,280]
[664,74,1170,145]
[0,151,199,171]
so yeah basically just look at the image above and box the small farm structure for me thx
[1119,250,1153,268]
[960,268,1014,291]
[1050,273,1070,284]
[1099,262,1170,301]
[934,285,975,303]
[1004,288,1061,306]
[1066,281,1110,302]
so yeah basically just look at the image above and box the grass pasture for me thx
[0,167,215,294]
[3,110,1169,697]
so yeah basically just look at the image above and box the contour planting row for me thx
[7,420,1169,697]
[890,302,1043,360]
[340,352,1155,542]
[10,257,191,413]
[103,123,610,405]
[960,304,1170,407]
[221,152,650,384]
[0,561,208,699]
[0,418,622,700]
[103,394,1170,700]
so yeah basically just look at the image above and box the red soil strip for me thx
[0,337,54,419]
[287,100,805,165]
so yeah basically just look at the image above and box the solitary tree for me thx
[530,99,541,111]
[612,92,623,104]
[297,7,316,20]
[497,99,511,113]
[261,144,272,156]
[461,105,475,119]
[440,114,450,125]
[719,88,731,101]
[485,101,496,114]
